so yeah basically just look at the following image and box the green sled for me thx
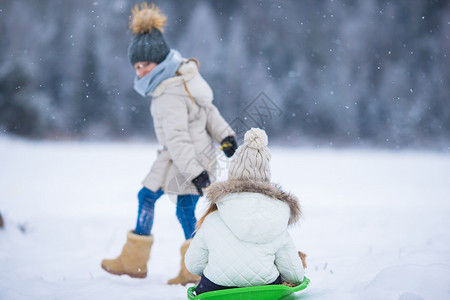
[187,277,310,300]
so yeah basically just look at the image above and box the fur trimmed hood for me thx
[205,179,301,225]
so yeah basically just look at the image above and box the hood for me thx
[205,180,302,244]
[151,58,213,106]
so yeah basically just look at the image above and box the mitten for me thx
[192,171,211,196]
[220,136,238,158]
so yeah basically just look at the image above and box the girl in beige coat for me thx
[101,3,237,285]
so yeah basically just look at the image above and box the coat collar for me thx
[151,58,199,97]
[205,179,302,225]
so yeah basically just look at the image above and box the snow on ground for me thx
[0,137,449,300]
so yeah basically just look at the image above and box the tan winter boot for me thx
[101,231,153,278]
[167,239,200,285]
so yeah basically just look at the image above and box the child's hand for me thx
[192,171,211,196]
[220,136,238,157]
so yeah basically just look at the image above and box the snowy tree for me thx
[0,0,448,148]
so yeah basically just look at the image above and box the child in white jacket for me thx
[185,128,305,295]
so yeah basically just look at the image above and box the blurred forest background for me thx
[0,0,449,149]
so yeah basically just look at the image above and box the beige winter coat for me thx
[142,59,235,195]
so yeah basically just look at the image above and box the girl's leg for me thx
[176,194,200,240]
[135,187,164,235]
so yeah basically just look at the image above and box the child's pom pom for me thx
[244,128,268,150]
[130,3,167,34]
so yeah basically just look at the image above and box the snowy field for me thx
[1,137,449,300]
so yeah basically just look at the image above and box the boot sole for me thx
[168,277,200,286]
[101,264,147,278]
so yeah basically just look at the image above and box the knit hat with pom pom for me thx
[128,3,170,66]
[229,128,271,182]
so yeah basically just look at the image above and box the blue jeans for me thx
[135,187,199,240]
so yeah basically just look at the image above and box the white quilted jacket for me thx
[185,180,305,287]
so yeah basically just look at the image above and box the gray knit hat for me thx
[127,3,170,66]
[229,128,271,182]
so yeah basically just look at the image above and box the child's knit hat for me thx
[127,3,170,66]
[228,128,271,182]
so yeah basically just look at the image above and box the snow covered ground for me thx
[1,137,449,300]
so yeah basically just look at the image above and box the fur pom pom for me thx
[130,3,167,34]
